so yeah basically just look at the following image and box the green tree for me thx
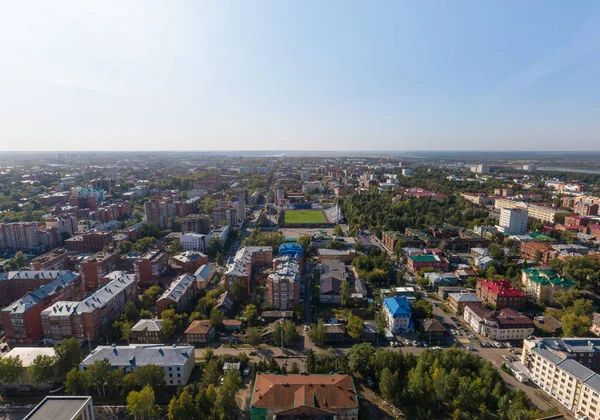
[125,301,140,322]
[208,237,222,257]
[195,384,218,419]
[121,320,132,344]
[118,240,133,254]
[340,280,352,306]
[87,359,112,396]
[333,225,343,237]
[562,312,592,337]
[55,337,82,375]
[123,364,166,393]
[245,327,263,346]
[243,304,259,325]
[346,314,364,340]
[379,367,398,402]
[297,235,312,256]
[141,285,162,310]
[0,356,23,388]
[348,343,375,378]
[210,308,225,328]
[28,354,56,386]
[168,390,196,420]
[308,319,326,346]
[411,299,433,320]
[230,278,247,303]
[201,360,221,387]
[127,385,158,420]
[216,251,224,266]
[65,367,85,395]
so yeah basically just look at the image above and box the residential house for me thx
[521,268,576,304]
[319,259,346,304]
[184,320,215,345]
[420,319,446,344]
[131,319,163,344]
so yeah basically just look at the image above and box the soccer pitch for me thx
[283,209,327,224]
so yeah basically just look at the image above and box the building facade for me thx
[463,304,534,341]
[496,208,528,235]
[265,256,300,310]
[156,274,198,315]
[382,296,414,334]
[521,268,576,304]
[134,249,168,286]
[476,279,527,310]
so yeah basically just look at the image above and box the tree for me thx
[125,301,140,322]
[283,320,300,346]
[140,309,153,319]
[123,364,166,393]
[379,367,398,402]
[245,327,263,346]
[533,250,543,265]
[297,235,312,256]
[121,320,132,344]
[210,308,225,328]
[340,280,352,306]
[333,225,343,237]
[216,251,224,266]
[562,312,592,337]
[230,278,247,303]
[0,356,23,388]
[29,354,56,386]
[326,240,345,250]
[346,314,364,340]
[411,299,433,320]
[87,359,112,396]
[55,337,82,375]
[201,360,221,387]
[348,343,375,378]
[243,304,258,325]
[118,240,133,254]
[65,367,85,395]
[308,319,326,346]
[127,385,158,420]
[195,384,218,419]
[168,390,196,420]
[141,222,162,239]
[216,371,242,419]
[141,285,162,310]
[208,236,222,257]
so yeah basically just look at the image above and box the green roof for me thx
[530,233,556,242]
[409,254,439,262]
[523,268,576,288]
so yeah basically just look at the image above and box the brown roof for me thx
[422,318,446,333]
[252,373,358,411]
[185,320,213,335]
[489,308,534,327]
[223,319,242,326]
[464,302,490,318]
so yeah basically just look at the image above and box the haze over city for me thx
[2,1,600,151]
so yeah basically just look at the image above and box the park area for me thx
[283,209,327,224]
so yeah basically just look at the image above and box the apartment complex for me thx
[476,279,527,310]
[0,270,80,310]
[496,208,528,235]
[495,199,566,223]
[213,197,245,227]
[463,304,534,341]
[30,249,69,271]
[522,268,576,304]
[522,337,600,419]
[181,214,211,234]
[80,344,195,386]
[171,251,208,273]
[156,274,198,315]
[1,271,83,343]
[144,198,198,229]
[0,222,40,251]
[45,214,77,237]
[134,249,168,285]
[265,255,301,310]
[224,246,273,292]
[41,272,137,343]
[64,231,111,252]
[79,250,119,291]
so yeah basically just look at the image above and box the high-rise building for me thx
[45,214,77,237]
[134,249,168,285]
[181,214,211,234]
[0,222,40,251]
[496,208,528,235]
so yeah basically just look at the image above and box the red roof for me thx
[479,279,525,297]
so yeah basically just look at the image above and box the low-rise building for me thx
[534,315,563,335]
[463,304,534,341]
[30,249,69,271]
[179,233,207,252]
[156,274,197,315]
[447,293,482,314]
[24,396,95,420]
[476,279,527,310]
[0,347,57,389]
[80,344,195,386]
[171,251,208,273]
[250,373,359,420]
[319,259,346,304]
[382,296,414,334]
[131,319,163,344]
[420,318,446,344]
[194,264,217,290]
[406,254,449,273]
[184,320,215,345]
[521,268,576,304]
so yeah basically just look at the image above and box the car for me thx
[405,339,412,346]
[423,342,429,348]
[432,346,442,350]
[304,325,309,331]
[395,341,403,347]
[390,341,396,347]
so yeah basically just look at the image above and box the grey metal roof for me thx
[24,396,92,420]
[193,264,215,281]
[225,246,272,277]
[531,346,565,365]
[131,319,163,333]
[158,274,195,303]
[584,374,600,393]
[0,270,76,282]
[75,272,135,314]
[557,359,595,381]
[80,344,193,368]
[449,293,482,303]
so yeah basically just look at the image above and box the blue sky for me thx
[1,1,600,151]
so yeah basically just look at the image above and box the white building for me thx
[497,208,528,235]
[401,168,412,176]
[179,233,207,252]
[463,304,534,341]
[80,344,195,386]
[471,164,489,174]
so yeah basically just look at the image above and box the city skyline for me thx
[2,1,600,151]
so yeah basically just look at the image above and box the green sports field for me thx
[283,209,327,224]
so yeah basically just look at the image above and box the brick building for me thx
[64,231,111,252]
[134,249,168,286]
[406,254,449,273]
[41,272,137,343]
[171,251,208,273]
[265,256,301,310]
[181,214,211,234]
[30,249,69,271]
[131,319,163,344]
[79,250,119,291]
[184,320,215,345]
[1,271,83,344]
[224,246,273,293]
[156,274,198,315]
[520,241,554,265]
[476,279,527,310]
[0,222,40,252]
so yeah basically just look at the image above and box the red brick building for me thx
[1,271,83,344]
[64,231,111,252]
[171,251,208,273]
[30,249,69,271]
[406,254,449,273]
[79,250,119,291]
[156,274,197,315]
[134,249,168,286]
[520,241,553,265]
[476,279,526,310]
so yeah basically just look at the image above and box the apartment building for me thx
[522,268,576,304]
[265,255,300,310]
[522,338,600,419]
[80,344,195,386]
[181,214,211,234]
[496,208,528,235]
[134,249,168,286]
[171,251,208,274]
[1,271,83,344]
[87,201,131,223]
[406,254,449,273]
[0,270,79,309]
[45,214,78,238]
[382,296,414,334]
[463,304,534,341]
[184,320,215,345]
[224,246,273,292]
[41,272,137,343]
[447,293,483,314]
[520,241,554,265]
[213,206,238,227]
[30,249,69,271]
[0,222,40,251]
[131,319,163,344]
[156,274,198,315]
[64,231,111,252]
[476,279,527,310]
[79,250,119,291]
[144,198,196,229]
[179,233,207,252]
[495,199,566,223]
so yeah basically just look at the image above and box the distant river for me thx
[538,167,600,175]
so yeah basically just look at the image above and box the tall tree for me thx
[127,385,158,420]
[0,356,23,388]
[65,367,85,395]
[28,354,56,386]
[54,337,82,375]
[168,390,196,420]
[340,280,352,306]
[379,367,398,402]
[121,320,132,344]
[346,314,364,340]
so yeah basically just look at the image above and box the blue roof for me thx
[383,296,412,317]
[279,243,304,258]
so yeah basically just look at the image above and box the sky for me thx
[1,1,600,152]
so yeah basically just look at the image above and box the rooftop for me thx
[158,274,195,303]
[131,319,163,333]
[185,320,213,335]
[408,254,440,262]
[81,344,194,368]
[383,296,412,317]
[24,396,93,420]
[4,347,57,367]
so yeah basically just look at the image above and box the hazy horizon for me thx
[2,1,600,151]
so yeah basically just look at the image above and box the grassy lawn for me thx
[283,209,327,224]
